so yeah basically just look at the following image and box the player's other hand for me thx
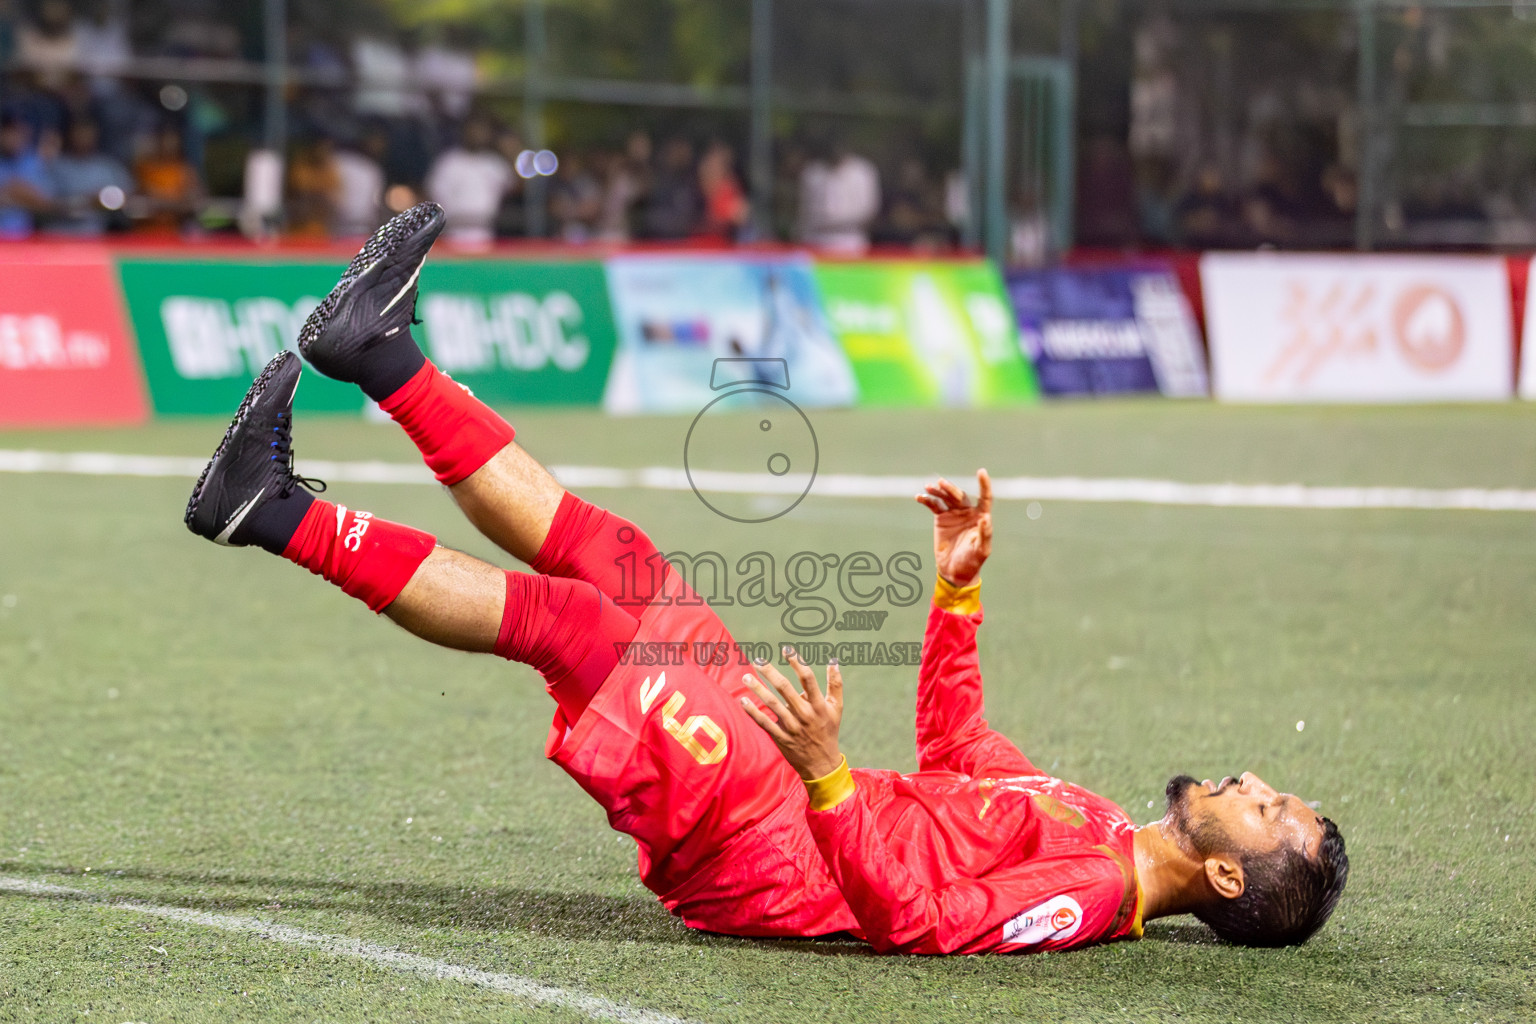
[916,469,992,587]
[740,648,844,781]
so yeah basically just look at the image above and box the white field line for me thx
[5,447,1536,512]
[0,876,695,1024]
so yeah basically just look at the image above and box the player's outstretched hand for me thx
[916,468,992,587]
[739,647,844,781]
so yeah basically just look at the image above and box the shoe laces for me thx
[269,412,327,496]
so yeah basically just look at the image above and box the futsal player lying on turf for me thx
[184,203,1348,955]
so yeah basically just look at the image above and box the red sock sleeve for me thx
[379,360,517,486]
[283,500,437,612]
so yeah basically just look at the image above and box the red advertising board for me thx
[0,245,148,426]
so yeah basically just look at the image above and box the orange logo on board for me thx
[1051,907,1078,931]
[1263,278,1468,385]
[1391,284,1465,373]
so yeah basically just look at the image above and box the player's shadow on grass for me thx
[1,861,871,953]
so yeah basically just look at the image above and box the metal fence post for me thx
[1057,0,1077,252]
[263,0,287,156]
[984,0,1009,267]
[1355,0,1377,251]
[750,0,774,240]
[524,0,548,238]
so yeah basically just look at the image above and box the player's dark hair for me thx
[1195,816,1348,947]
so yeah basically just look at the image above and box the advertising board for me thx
[813,260,1037,406]
[1518,256,1536,400]
[118,258,618,415]
[1202,253,1513,402]
[0,246,148,426]
[1006,266,1208,397]
[603,254,857,414]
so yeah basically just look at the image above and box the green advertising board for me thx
[812,259,1038,406]
[117,257,618,415]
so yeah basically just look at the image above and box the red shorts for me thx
[543,572,855,938]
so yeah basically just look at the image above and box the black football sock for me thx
[245,487,317,555]
[355,328,428,404]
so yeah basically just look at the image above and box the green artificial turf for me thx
[1,402,1533,1023]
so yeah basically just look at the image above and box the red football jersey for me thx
[542,570,1143,955]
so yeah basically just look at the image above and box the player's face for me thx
[1167,772,1325,861]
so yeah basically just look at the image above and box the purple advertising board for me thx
[1006,266,1208,397]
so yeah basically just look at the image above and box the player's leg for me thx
[296,201,669,604]
[184,350,634,720]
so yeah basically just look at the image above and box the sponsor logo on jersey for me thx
[1000,894,1084,947]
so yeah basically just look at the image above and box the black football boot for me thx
[184,350,325,552]
[298,201,446,401]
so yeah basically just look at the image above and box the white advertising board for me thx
[1201,253,1513,402]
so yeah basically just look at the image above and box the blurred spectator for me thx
[774,140,810,242]
[1242,151,1302,245]
[332,130,388,237]
[414,25,478,124]
[158,7,241,60]
[1135,156,1179,246]
[1010,186,1050,267]
[73,3,131,81]
[0,113,53,238]
[425,115,513,245]
[643,136,701,240]
[878,157,945,248]
[353,35,428,120]
[697,140,747,241]
[287,138,340,239]
[0,0,15,65]
[1075,135,1139,246]
[45,117,130,236]
[805,142,880,254]
[15,0,78,92]
[943,167,969,238]
[4,69,70,146]
[550,151,602,242]
[796,142,830,244]
[595,131,651,243]
[1318,163,1357,244]
[134,124,203,233]
[1128,16,1183,168]
[1175,163,1239,248]
[240,147,283,239]
[493,127,525,238]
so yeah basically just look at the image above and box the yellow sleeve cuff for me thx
[803,754,856,811]
[932,574,981,615]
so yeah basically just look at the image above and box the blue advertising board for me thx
[1006,267,1208,397]
[603,254,859,414]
